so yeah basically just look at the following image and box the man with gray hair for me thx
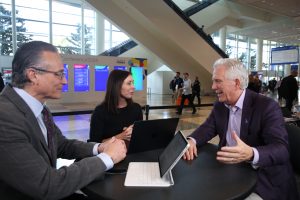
[183,58,298,200]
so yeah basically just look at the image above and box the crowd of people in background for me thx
[170,72,200,115]
[246,71,299,112]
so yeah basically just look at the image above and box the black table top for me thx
[83,144,257,200]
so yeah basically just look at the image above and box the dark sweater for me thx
[89,103,143,142]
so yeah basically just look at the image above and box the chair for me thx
[285,124,300,193]
[281,107,292,118]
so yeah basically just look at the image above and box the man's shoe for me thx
[192,109,196,114]
[176,111,182,115]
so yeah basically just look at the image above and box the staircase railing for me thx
[100,39,138,56]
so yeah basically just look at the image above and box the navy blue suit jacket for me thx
[190,89,299,200]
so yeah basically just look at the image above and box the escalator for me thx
[100,0,225,58]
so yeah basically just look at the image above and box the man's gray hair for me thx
[213,58,249,89]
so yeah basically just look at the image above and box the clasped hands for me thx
[98,137,127,164]
[183,131,254,164]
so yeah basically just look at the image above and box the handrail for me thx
[184,0,219,17]
[100,39,138,56]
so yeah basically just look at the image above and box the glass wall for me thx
[15,0,49,44]
[212,31,287,72]
[0,0,14,55]
[0,0,110,56]
[104,19,129,50]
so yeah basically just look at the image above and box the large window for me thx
[0,0,98,56]
[83,7,96,55]
[226,34,238,59]
[52,0,82,54]
[15,0,49,46]
[0,0,14,55]
[237,35,248,68]
[104,19,129,50]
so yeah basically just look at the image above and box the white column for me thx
[284,64,291,77]
[95,13,105,55]
[247,38,251,71]
[256,39,263,71]
[219,26,227,52]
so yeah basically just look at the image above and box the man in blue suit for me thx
[184,58,299,200]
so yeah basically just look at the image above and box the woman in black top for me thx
[89,70,143,143]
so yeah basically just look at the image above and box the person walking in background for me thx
[172,72,183,104]
[183,58,299,200]
[275,77,283,101]
[169,76,176,103]
[0,72,4,93]
[192,76,201,105]
[253,74,262,93]
[279,70,299,111]
[89,70,143,145]
[247,74,256,92]
[176,72,196,115]
[268,78,277,93]
[0,41,126,200]
[247,74,261,93]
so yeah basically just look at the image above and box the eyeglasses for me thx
[30,67,66,80]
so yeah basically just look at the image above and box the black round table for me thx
[83,144,257,200]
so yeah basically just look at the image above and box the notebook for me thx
[124,131,189,187]
[127,118,179,154]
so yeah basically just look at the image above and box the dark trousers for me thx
[178,94,196,113]
[285,97,295,111]
[192,92,201,105]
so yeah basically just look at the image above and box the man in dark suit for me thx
[0,41,127,200]
[183,58,299,200]
[280,70,298,111]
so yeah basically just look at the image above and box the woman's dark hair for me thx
[103,70,133,114]
[12,41,58,88]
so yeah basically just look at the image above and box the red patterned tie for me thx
[42,107,54,151]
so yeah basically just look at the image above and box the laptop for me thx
[294,105,300,112]
[124,131,189,187]
[127,118,179,154]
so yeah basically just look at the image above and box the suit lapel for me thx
[217,104,230,147]
[240,90,254,141]
[3,85,54,164]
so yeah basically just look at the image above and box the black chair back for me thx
[286,124,300,174]
[281,107,292,118]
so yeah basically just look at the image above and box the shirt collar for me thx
[224,89,246,111]
[13,87,44,118]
